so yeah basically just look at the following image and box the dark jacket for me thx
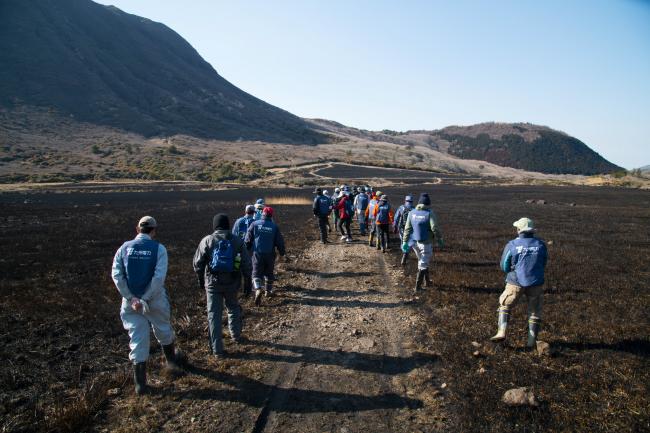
[193,230,251,292]
[245,216,286,256]
[313,194,332,217]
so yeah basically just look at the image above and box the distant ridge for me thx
[309,120,623,175]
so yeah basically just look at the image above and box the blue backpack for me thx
[209,239,235,273]
[344,198,354,217]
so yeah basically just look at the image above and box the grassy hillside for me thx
[0,0,325,144]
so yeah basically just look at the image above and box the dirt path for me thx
[245,240,446,433]
[96,239,447,433]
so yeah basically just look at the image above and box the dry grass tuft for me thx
[266,196,312,205]
[44,370,128,433]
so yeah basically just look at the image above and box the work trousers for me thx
[206,288,242,354]
[357,214,367,235]
[317,215,329,242]
[412,242,433,270]
[120,293,175,363]
[252,252,276,288]
[377,224,390,249]
[338,216,351,238]
[499,283,543,322]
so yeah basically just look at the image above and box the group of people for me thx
[111,198,285,395]
[313,186,548,348]
[312,186,445,291]
[111,189,548,396]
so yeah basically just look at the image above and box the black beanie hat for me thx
[213,213,230,231]
[418,193,431,206]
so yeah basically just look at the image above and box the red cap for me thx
[262,206,274,217]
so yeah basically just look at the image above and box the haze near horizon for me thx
[94,0,650,169]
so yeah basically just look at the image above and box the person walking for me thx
[372,195,394,252]
[253,198,265,221]
[245,207,287,306]
[402,193,444,293]
[365,190,381,248]
[353,187,370,236]
[313,187,332,243]
[490,218,548,348]
[111,216,183,395]
[331,187,341,233]
[194,214,250,357]
[323,189,332,232]
[393,195,414,266]
[232,205,256,297]
[334,188,354,243]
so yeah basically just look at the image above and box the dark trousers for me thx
[252,252,276,289]
[377,224,390,250]
[338,217,351,238]
[317,215,329,242]
[206,288,241,354]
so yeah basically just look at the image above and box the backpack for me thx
[318,195,331,215]
[399,206,412,230]
[209,238,235,273]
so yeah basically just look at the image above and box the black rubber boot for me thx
[414,270,425,294]
[162,342,182,370]
[265,280,274,297]
[401,253,408,266]
[133,362,147,395]
[243,275,252,297]
[423,269,432,288]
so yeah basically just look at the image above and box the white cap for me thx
[513,217,535,233]
[138,216,157,228]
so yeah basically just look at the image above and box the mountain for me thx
[639,165,650,173]
[309,120,623,175]
[0,0,324,143]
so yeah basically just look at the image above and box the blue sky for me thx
[95,0,650,169]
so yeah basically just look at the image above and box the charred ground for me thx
[0,185,648,432]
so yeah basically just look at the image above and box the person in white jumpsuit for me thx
[111,216,183,395]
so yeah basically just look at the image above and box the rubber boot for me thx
[133,362,147,395]
[400,253,408,267]
[527,317,541,348]
[490,308,509,342]
[163,342,183,371]
[253,278,263,306]
[368,232,375,247]
[414,269,425,294]
[243,275,252,297]
[265,280,274,298]
[423,269,432,288]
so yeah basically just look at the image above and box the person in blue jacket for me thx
[232,205,256,296]
[245,207,287,306]
[111,216,184,395]
[353,188,369,236]
[313,188,332,244]
[491,217,548,348]
[393,195,414,266]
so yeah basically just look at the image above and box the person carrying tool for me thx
[111,216,184,395]
[372,194,394,252]
[402,193,444,293]
[490,217,548,349]
[313,187,332,244]
[245,207,287,306]
[194,214,250,358]
[232,205,256,297]
[393,195,414,266]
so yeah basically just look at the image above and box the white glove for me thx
[140,299,150,314]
